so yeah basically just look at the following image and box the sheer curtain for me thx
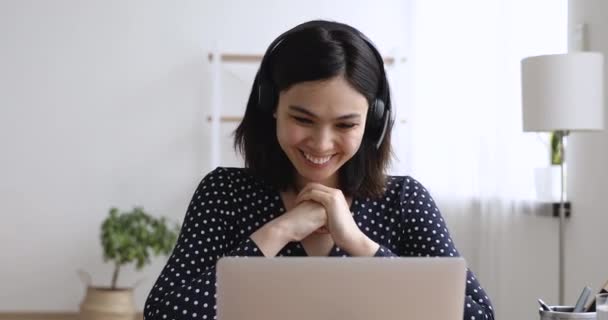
[400,1,567,318]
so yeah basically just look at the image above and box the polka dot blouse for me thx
[144,167,494,320]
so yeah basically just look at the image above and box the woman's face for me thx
[275,75,369,189]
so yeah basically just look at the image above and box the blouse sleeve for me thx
[144,168,263,320]
[374,177,495,320]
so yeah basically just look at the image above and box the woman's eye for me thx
[336,123,358,129]
[292,116,313,124]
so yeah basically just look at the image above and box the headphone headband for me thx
[255,20,392,149]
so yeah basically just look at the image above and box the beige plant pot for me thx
[79,286,137,320]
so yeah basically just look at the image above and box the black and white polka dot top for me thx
[144,167,494,320]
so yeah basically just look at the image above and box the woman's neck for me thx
[294,175,339,192]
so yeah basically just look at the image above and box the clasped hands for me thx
[277,183,378,256]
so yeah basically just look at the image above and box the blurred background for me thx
[1,1,607,319]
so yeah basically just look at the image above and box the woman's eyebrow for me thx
[288,105,361,121]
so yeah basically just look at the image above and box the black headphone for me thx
[255,20,392,149]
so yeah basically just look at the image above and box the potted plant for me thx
[79,207,179,320]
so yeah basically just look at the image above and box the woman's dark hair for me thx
[234,20,394,198]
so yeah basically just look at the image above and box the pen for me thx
[573,286,592,313]
[584,280,608,312]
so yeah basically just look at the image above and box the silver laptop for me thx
[216,257,466,320]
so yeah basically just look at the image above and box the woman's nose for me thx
[309,127,334,151]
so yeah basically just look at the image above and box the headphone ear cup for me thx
[368,98,385,130]
[367,98,388,149]
[372,98,385,124]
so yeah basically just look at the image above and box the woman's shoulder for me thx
[199,167,272,191]
[379,175,432,204]
[204,167,247,179]
[384,175,428,192]
[200,167,250,183]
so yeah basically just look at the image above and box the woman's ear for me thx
[273,112,277,119]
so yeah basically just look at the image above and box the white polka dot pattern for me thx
[144,167,494,320]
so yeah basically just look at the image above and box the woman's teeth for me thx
[303,152,332,165]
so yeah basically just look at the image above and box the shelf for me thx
[206,115,243,123]
[207,53,406,66]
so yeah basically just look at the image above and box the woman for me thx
[144,20,494,320]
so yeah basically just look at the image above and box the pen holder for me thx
[539,306,596,320]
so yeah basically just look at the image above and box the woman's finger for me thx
[296,183,334,203]
[300,182,334,194]
[296,189,332,207]
[313,226,330,234]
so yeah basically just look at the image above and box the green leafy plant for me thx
[101,207,179,289]
[550,131,565,165]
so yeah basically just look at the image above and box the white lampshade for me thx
[521,52,605,132]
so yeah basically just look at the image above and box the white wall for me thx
[567,0,608,305]
[0,0,411,311]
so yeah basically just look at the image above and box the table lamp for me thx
[521,52,604,305]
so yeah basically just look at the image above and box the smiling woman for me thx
[144,20,495,320]
[233,19,394,199]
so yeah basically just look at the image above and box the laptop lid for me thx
[217,257,466,320]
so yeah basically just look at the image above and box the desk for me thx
[0,313,143,320]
